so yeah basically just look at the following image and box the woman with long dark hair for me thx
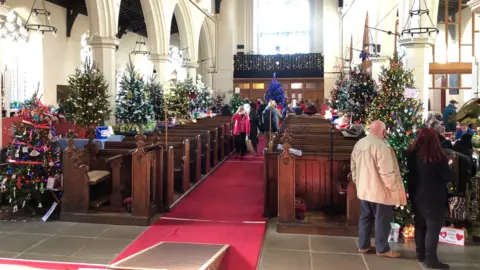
[407,128,452,269]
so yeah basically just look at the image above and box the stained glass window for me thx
[257,0,310,55]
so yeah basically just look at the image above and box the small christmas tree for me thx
[264,73,285,106]
[115,59,153,129]
[164,78,191,119]
[345,70,377,124]
[1,93,61,211]
[195,79,213,111]
[328,77,349,113]
[145,76,164,122]
[64,60,111,128]
[230,93,243,113]
[367,54,423,226]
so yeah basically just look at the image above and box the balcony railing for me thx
[234,53,324,78]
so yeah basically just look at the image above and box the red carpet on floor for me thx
[111,135,267,270]
[111,218,265,270]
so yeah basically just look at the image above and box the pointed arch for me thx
[174,0,196,64]
[85,0,119,38]
[140,0,169,55]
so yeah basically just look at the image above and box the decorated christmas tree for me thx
[145,76,164,122]
[230,92,243,113]
[164,78,191,119]
[345,70,377,123]
[115,59,153,130]
[264,73,285,106]
[328,77,349,113]
[367,54,423,225]
[1,93,61,211]
[195,78,213,111]
[64,60,111,128]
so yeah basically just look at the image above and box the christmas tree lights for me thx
[264,73,285,106]
[64,60,111,128]
[367,54,424,225]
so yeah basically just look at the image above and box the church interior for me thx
[0,0,478,269]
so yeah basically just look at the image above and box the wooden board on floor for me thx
[108,242,229,270]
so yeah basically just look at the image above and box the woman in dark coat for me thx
[453,133,473,157]
[407,128,452,269]
[248,102,259,155]
[435,125,453,150]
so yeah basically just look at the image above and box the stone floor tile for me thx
[0,233,48,253]
[0,221,27,233]
[25,236,91,256]
[17,253,111,265]
[72,238,132,258]
[16,221,75,235]
[258,249,310,270]
[311,253,366,270]
[0,252,20,258]
[363,255,424,270]
[262,232,309,251]
[97,225,146,240]
[56,223,109,238]
[309,235,358,254]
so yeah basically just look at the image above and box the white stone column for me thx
[186,63,199,80]
[149,54,170,85]
[90,36,119,126]
[468,0,480,97]
[370,56,389,83]
[399,37,434,118]
[323,0,341,99]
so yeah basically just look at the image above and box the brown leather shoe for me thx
[376,250,401,258]
[359,247,376,254]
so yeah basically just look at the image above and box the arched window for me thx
[257,0,310,55]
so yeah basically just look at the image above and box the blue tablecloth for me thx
[58,135,125,150]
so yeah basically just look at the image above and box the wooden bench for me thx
[264,115,361,236]
[61,132,162,225]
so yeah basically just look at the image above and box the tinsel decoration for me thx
[164,77,192,119]
[145,76,164,122]
[230,93,244,113]
[344,70,377,124]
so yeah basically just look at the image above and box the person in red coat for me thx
[232,106,250,158]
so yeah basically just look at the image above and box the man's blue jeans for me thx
[358,200,393,254]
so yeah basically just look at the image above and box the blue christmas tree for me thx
[264,73,285,106]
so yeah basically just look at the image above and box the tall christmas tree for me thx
[145,76,164,122]
[345,70,377,124]
[64,60,111,128]
[195,78,213,111]
[328,77,349,113]
[164,78,191,119]
[264,73,285,106]
[230,92,243,113]
[367,54,424,225]
[115,59,153,129]
[2,94,61,211]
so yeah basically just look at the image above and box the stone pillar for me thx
[399,37,434,118]
[149,54,170,85]
[323,0,341,99]
[90,36,119,126]
[468,0,480,97]
[370,56,389,83]
[186,63,199,80]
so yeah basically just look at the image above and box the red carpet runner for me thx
[112,137,267,270]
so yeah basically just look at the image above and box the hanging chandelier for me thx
[131,35,149,55]
[24,0,57,36]
[0,9,29,41]
[401,0,438,37]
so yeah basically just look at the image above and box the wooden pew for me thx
[264,115,361,236]
[61,133,163,226]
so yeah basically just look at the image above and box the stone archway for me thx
[173,0,197,74]
[197,19,215,88]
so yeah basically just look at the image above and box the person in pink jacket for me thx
[232,106,250,158]
[351,120,407,259]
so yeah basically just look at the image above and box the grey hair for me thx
[435,125,445,136]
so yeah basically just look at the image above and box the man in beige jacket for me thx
[351,120,407,258]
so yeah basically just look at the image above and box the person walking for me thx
[442,100,458,132]
[407,128,452,269]
[262,100,279,139]
[245,103,259,155]
[232,106,250,158]
[351,120,406,258]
